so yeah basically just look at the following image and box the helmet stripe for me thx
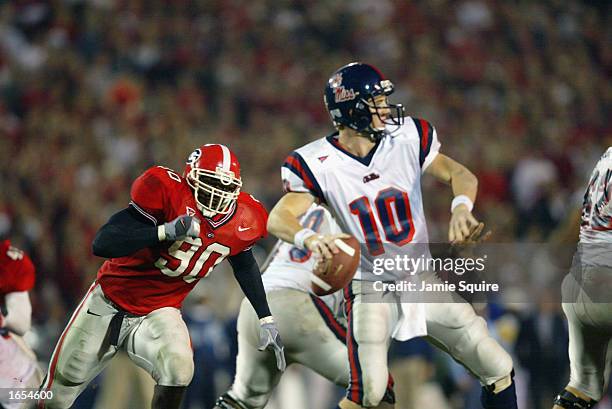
[219,144,231,172]
[364,63,385,79]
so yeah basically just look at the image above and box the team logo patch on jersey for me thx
[186,206,196,216]
[318,155,329,163]
[363,172,380,183]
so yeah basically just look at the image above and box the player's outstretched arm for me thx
[92,207,200,258]
[227,250,286,371]
[267,192,316,243]
[425,154,480,243]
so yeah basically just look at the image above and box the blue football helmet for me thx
[324,62,405,139]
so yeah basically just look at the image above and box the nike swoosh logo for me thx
[238,226,251,232]
[86,309,101,317]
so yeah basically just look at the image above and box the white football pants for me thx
[562,268,612,401]
[345,276,513,407]
[40,282,193,409]
[228,289,349,409]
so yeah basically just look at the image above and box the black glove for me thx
[161,215,201,241]
[258,319,286,371]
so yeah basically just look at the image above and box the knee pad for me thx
[352,303,390,345]
[554,389,597,409]
[214,392,251,409]
[459,316,513,383]
[57,343,100,384]
[157,350,194,386]
[362,382,387,407]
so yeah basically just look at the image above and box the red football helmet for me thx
[184,144,242,217]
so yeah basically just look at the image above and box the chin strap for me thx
[554,390,597,409]
[365,127,386,142]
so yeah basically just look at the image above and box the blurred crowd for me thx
[0,0,610,408]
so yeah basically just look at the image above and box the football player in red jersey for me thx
[0,238,43,409]
[39,144,285,409]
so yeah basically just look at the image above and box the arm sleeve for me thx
[1,291,32,336]
[92,206,160,258]
[228,249,272,319]
[412,118,441,172]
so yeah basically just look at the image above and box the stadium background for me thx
[0,0,610,408]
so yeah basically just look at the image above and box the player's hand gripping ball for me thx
[311,236,360,296]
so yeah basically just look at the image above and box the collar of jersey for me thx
[205,200,237,229]
[326,132,382,166]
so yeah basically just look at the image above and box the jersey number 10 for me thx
[349,187,414,256]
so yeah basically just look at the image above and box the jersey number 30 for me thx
[349,187,414,256]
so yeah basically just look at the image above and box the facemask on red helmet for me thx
[184,144,242,217]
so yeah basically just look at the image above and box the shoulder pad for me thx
[233,193,268,245]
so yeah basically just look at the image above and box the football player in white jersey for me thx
[553,148,612,409]
[214,204,396,409]
[267,62,518,409]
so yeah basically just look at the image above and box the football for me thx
[311,236,360,296]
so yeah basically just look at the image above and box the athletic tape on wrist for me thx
[451,195,474,213]
[157,225,166,241]
[294,228,317,250]
[259,316,275,325]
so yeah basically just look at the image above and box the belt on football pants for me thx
[108,310,125,347]
[102,295,141,347]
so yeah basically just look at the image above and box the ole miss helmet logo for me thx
[334,86,356,103]
[331,72,357,103]
[330,73,343,88]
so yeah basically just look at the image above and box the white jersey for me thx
[580,147,612,244]
[281,117,440,281]
[263,204,342,291]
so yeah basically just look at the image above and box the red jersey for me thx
[97,166,268,315]
[0,240,36,298]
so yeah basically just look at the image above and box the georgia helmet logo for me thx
[186,148,202,165]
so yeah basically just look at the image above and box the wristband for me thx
[451,195,474,213]
[259,316,275,325]
[157,225,166,241]
[294,228,317,250]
